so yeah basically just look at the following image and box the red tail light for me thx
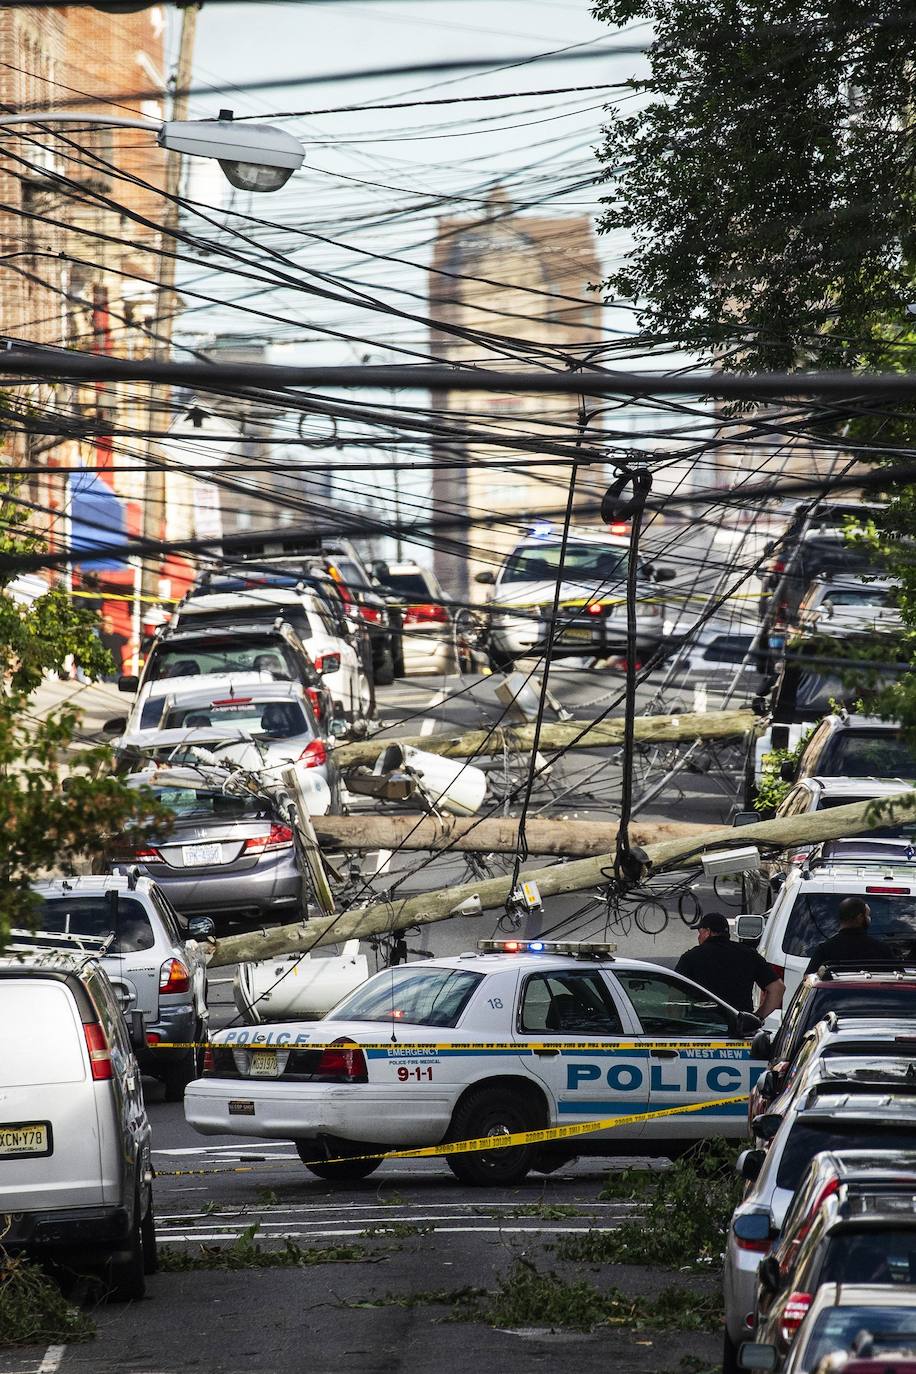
[159,958,190,995]
[359,604,383,624]
[866,885,911,894]
[203,1047,215,1074]
[305,686,325,720]
[586,602,606,617]
[779,1292,812,1345]
[243,823,294,854]
[146,1031,162,1046]
[314,653,341,675]
[733,1212,773,1253]
[299,739,327,768]
[315,1039,367,1083]
[771,559,786,573]
[84,1022,113,1081]
[132,847,160,862]
[403,603,448,625]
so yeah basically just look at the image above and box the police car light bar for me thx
[477,939,617,959]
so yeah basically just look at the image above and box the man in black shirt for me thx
[676,911,785,1015]
[805,897,894,976]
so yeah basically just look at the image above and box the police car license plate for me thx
[183,843,222,867]
[561,627,594,642]
[0,1123,50,1157]
[249,1052,280,1078]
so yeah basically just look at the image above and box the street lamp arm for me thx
[0,112,160,132]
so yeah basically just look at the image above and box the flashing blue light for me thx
[528,941,545,952]
[528,521,553,541]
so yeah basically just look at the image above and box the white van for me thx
[0,951,156,1299]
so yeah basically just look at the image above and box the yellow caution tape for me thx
[69,589,181,605]
[155,1093,748,1179]
[148,1038,754,1053]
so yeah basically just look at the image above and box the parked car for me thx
[767,777,916,873]
[26,876,212,1100]
[116,679,339,810]
[475,529,674,670]
[754,1050,916,1145]
[735,861,916,1001]
[0,949,156,1297]
[724,1093,916,1372]
[739,1284,916,1373]
[754,1150,916,1356]
[791,716,916,785]
[793,577,901,639]
[748,969,916,1123]
[758,499,886,625]
[173,585,371,726]
[374,560,460,675]
[321,542,402,685]
[109,764,307,929]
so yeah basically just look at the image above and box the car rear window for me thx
[801,989,916,1040]
[803,1304,916,1370]
[164,699,307,738]
[145,787,272,822]
[782,893,916,957]
[34,896,155,954]
[777,1123,916,1191]
[387,572,432,600]
[0,982,86,1086]
[147,641,296,683]
[823,1228,916,1285]
[820,731,916,778]
[703,635,753,663]
[327,967,482,1028]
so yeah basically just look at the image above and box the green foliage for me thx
[754,724,815,814]
[561,1140,743,1269]
[158,1224,371,1270]
[0,1250,94,1346]
[592,1,916,373]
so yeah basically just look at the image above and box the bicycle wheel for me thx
[678,890,703,928]
[633,900,668,936]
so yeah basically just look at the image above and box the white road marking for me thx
[37,1349,65,1374]
[156,1200,634,1221]
[156,1225,622,1242]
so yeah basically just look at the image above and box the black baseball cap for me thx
[697,911,729,936]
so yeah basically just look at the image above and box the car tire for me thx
[161,1020,203,1102]
[141,1194,158,1275]
[723,1327,740,1374]
[295,1140,383,1180]
[106,1187,146,1302]
[445,1086,543,1187]
[487,644,514,674]
[374,645,395,687]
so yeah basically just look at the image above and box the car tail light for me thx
[243,824,294,853]
[203,1047,215,1074]
[779,1292,812,1345]
[315,1039,368,1083]
[159,958,190,995]
[771,558,786,574]
[866,885,911,894]
[84,1022,113,1081]
[211,697,251,706]
[359,604,385,625]
[305,686,324,718]
[403,603,449,625]
[608,521,630,536]
[146,1031,162,1046]
[299,739,327,768]
[587,602,605,617]
[733,1212,773,1253]
[132,847,160,862]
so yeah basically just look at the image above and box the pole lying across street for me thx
[310,815,715,856]
[208,792,916,968]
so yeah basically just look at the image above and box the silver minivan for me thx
[0,951,156,1298]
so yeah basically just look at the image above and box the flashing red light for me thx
[299,739,328,768]
[243,824,294,854]
[83,1022,113,1081]
[503,941,521,953]
[587,602,605,616]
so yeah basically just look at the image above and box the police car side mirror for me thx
[751,1112,783,1142]
[736,1148,766,1182]
[118,674,139,693]
[751,1029,773,1062]
[735,1010,762,1038]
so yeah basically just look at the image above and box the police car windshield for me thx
[784,893,916,957]
[327,967,482,1028]
[33,896,155,954]
[502,543,628,584]
[777,1123,916,1192]
[802,1304,916,1370]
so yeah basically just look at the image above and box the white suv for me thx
[736,861,916,1001]
[0,951,156,1298]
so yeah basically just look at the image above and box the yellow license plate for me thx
[561,627,594,641]
[0,1123,50,1158]
[249,1051,280,1078]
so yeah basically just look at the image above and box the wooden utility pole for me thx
[311,814,715,856]
[208,791,916,967]
[334,709,757,769]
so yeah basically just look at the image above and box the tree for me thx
[593,2,916,372]
[0,496,164,950]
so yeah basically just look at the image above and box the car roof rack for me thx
[816,963,916,981]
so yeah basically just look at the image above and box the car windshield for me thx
[802,1304,916,1370]
[163,699,307,739]
[502,542,628,584]
[823,588,892,607]
[33,896,155,954]
[142,786,272,821]
[147,641,295,683]
[327,967,482,1027]
[823,1229,916,1285]
[783,893,916,957]
[386,572,432,600]
[821,731,916,778]
[777,1124,916,1192]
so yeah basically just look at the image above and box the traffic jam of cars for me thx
[6,508,916,1372]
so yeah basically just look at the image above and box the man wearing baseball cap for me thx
[675,911,785,1016]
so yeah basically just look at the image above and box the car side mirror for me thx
[328,718,349,739]
[779,759,797,783]
[118,674,139,693]
[751,1112,783,1142]
[475,570,495,585]
[187,916,215,941]
[735,914,765,944]
[319,653,341,676]
[751,1029,773,1061]
[736,1010,762,1038]
[739,1344,777,1372]
[757,1254,781,1295]
[732,811,759,827]
[653,566,677,583]
[103,716,128,735]
[736,1148,766,1182]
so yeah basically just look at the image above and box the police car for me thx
[184,941,765,1187]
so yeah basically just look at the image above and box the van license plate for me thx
[249,1052,280,1078]
[0,1122,51,1158]
[183,843,222,867]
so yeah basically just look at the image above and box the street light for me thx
[0,109,305,193]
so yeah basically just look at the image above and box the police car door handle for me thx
[650,1049,678,1059]
[534,1048,559,1057]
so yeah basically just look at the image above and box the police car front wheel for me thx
[446,1085,544,1187]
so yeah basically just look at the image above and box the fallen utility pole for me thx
[334,708,757,769]
[209,791,916,967]
[311,815,714,856]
